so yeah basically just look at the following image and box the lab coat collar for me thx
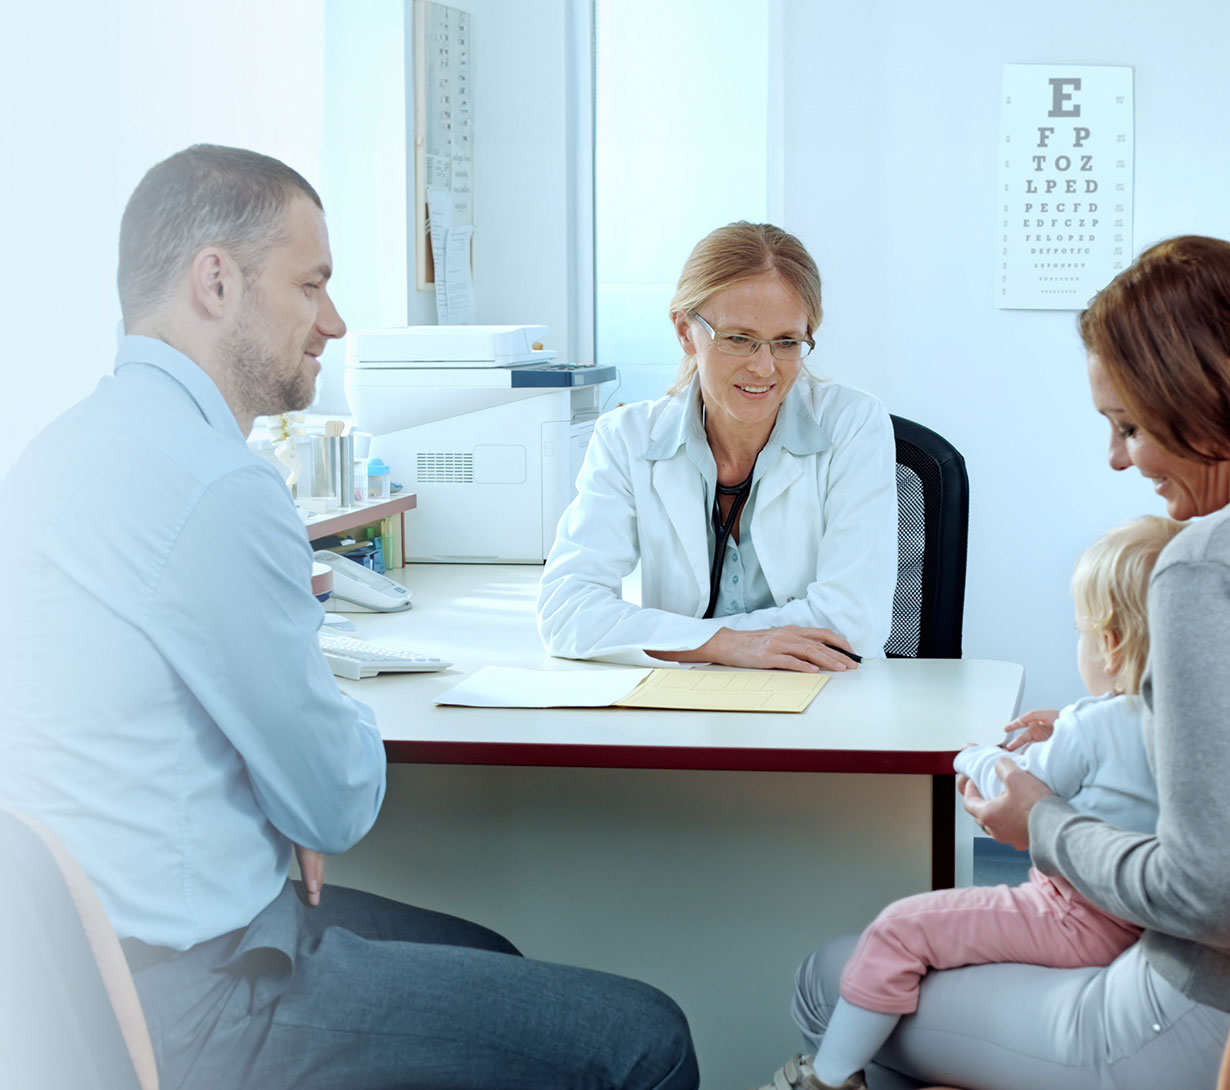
[114,335,245,441]
[645,381,703,462]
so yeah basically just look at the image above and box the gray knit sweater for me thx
[1032,504,1230,1011]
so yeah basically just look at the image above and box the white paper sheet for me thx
[436,667,651,708]
[427,187,476,323]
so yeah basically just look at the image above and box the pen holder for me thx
[324,435,355,509]
[294,435,337,509]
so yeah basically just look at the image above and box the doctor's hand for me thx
[962,758,1053,851]
[295,844,326,907]
[1002,708,1060,752]
[700,625,860,672]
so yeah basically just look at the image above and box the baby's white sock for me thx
[812,998,900,1086]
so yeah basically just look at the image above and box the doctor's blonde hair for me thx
[666,222,823,397]
[1071,514,1185,695]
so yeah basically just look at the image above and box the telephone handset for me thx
[313,550,413,612]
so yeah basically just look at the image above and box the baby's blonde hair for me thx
[1071,515,1186,694]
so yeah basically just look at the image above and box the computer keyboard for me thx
[318,632,451,680]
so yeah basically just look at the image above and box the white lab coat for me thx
[537,377,899,665]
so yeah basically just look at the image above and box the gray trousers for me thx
[127,881,698,1090]
[794,935,1230,1090]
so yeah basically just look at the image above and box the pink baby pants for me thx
[840,867,1142,1014]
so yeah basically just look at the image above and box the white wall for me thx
[314,0,412,413]
[775,0,1230,708]
[1,0,326,476]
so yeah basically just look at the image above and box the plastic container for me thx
[367,457,391,501]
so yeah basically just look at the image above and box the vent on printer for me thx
[417,452,475,484]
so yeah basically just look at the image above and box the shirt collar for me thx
[771,381,832,457]
[645,376,832,463]
[115,335,244,440]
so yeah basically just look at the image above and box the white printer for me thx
[345,325,617,563]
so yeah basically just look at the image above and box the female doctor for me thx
[537,222,898,671]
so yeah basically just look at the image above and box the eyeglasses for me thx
[692,312,814,361]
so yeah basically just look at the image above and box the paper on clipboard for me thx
[435,667,828,713]
[427,187,475,324]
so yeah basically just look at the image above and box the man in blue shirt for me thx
[0,144,698,1090]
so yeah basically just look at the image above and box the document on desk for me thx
[435,667,828,713]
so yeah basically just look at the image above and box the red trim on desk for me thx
[383,739,961,775]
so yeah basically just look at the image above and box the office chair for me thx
[0,807,159,1090]
[884,415,969,659]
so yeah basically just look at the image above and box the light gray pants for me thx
[793,935,1230,1090]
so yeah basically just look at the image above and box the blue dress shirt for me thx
[0,337,386,948]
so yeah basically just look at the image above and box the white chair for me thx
[0,807,158,1090]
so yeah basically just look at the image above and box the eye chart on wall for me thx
[996,64,1134,310]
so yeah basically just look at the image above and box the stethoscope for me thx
[703,466,756,619]
[702,403,759,620]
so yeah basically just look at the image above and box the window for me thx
[594,0,769,403]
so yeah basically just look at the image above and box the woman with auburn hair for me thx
[537,222,898,671]
[773,236,1230,1090]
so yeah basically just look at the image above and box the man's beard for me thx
[223,302,315,419]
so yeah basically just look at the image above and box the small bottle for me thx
[367,457,391,501]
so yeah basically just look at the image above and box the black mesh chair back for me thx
[884,415,969,659]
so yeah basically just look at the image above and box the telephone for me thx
[313,550,413,612]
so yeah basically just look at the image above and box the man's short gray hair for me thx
[117,144,323,327]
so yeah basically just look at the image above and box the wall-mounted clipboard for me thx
[413,0,473,294]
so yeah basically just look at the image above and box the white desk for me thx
[323,564,1023,1084]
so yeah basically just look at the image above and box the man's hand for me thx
[651,626,860,673]
[295,844,325,907]
[962,757,1054,851]
[1002,708,1060,752]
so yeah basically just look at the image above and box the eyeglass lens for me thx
[715,334,810,360]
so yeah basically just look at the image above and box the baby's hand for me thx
[1003,708,1060,752]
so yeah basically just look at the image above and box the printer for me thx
[345,325,617,563]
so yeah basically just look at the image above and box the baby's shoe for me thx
[748,1052,867,1090]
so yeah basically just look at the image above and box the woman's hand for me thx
[1002,708,1060,752]
[651,625,860,672]
[962,757,1054,850]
